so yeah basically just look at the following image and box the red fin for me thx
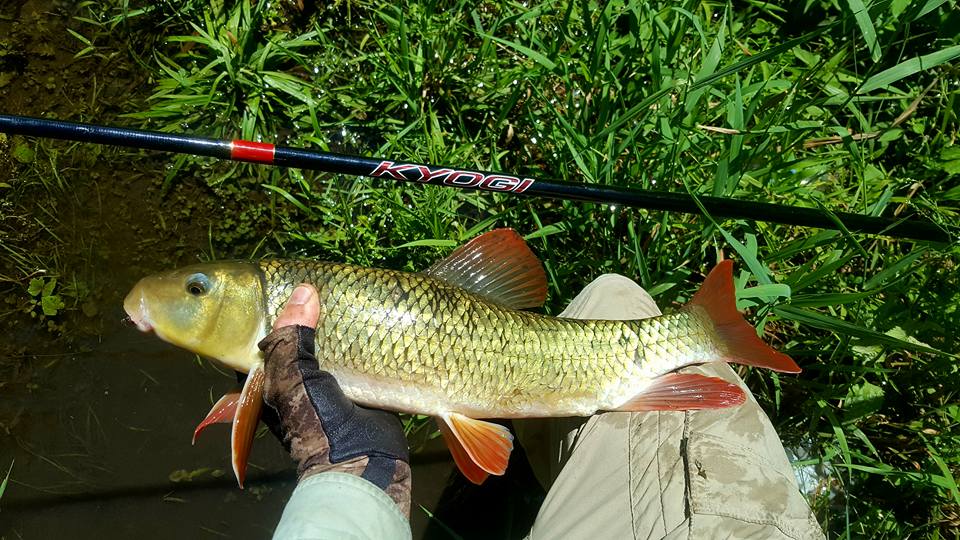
[425,228,547,309]
[437,417,490,485]
[231,363,265,489]
[690,261,801,374]
[612,373,746,411]
[193,392,240,445]
[440,413,513,478]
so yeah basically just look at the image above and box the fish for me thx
[123,228,800,486]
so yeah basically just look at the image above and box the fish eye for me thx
[185,273,211,297]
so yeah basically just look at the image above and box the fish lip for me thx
[122,289,154,333]
[122,312,154,333]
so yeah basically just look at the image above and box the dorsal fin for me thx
[425,228,547,309]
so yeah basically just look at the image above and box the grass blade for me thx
[596,23,833,139]
[930,452,960,505]
[845,0,881,62]
[394,239,457,249]
[479,32,557,71]
[860,44,960,93]
[913,0,950,20]
[262,184,314,217]
[0,460,12,501]
[775,305,949,356]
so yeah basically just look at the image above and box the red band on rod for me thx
[230,140,276,164]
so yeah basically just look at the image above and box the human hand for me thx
[258,284,412,516]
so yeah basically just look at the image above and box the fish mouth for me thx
[122,284,154,333]
[122,314,153,333]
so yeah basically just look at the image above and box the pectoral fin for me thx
[231,362,265,488]
[438,413,513,484]
[192,392,240,445]
[611,373,745,411]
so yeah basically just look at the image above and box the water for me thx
[2,301,538,537]
[3,327,294,537]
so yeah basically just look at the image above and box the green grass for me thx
[0,459,12,502]
[76,0,960,536]
[0,136,70,327]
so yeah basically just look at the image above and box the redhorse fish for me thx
[123,229,800,486]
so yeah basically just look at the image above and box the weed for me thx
[26,277,64,318]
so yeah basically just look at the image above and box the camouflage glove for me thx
[259,285,411,516]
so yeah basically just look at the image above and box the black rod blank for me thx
[0,114,949,243]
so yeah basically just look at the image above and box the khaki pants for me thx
[515,275,824,540]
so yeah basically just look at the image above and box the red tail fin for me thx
[690,261,801,374]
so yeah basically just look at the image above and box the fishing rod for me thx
[0,114,949,243]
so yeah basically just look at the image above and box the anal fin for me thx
[438,413,513,483]
[193,392,240,445]
[437,418,489,485]
[612,373,746,411]
[231,362,265,489]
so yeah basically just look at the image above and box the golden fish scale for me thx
[635,308,727,375]
[258,260,723,416]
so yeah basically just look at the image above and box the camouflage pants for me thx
[515,275,825,540]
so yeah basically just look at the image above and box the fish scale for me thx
[257,259,717,418]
